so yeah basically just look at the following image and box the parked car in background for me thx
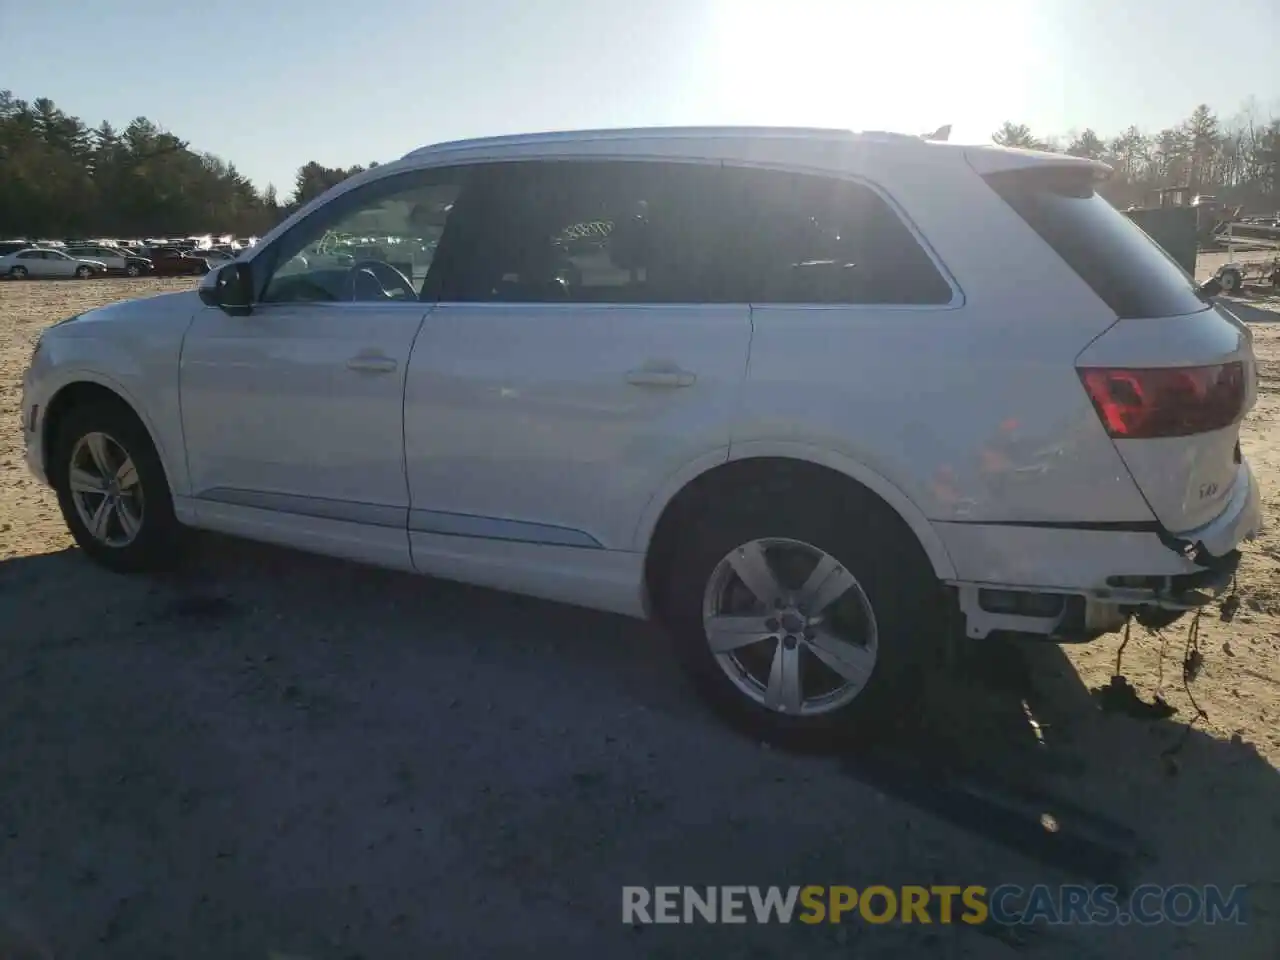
[65,245,153,277]
[146,247,211,276]
[199,248,237,266]
[0,240,30,257]
[2,247,105,278]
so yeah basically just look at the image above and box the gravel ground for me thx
[0,277,1277,959]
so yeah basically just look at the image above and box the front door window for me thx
[260,173,463,304]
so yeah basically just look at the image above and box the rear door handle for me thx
[625,369,696,388]
[347,354,398,374]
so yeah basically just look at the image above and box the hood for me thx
[47,289,202,336]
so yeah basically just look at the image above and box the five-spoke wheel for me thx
[663,471,944,743]
[51,399,181,572]
[703,538,878,716]
[67,431,145,548]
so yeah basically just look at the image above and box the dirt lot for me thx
[1,277,1278,959]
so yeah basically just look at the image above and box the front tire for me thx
[1218,268,1242,294]
[50,401,181,572]
[663,475,945,746]
[75,265,92,279]
[125,263,141,277]
[10,266,28,279]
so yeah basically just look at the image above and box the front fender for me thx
[36,323,190,496]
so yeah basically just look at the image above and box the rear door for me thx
[984,164,1257,532]
[14,251,50,276]
[403,159,751,552]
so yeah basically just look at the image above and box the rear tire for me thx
[1218,268,1242,294]
[662,474,946,747]
[10,266,28,279]
[50,401,181,573]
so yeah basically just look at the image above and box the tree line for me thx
[0,91,373,239]
[993,102,1280,210]
[2,91,1278,240]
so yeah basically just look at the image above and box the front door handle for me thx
[347,354,398,374]
[625,368,696,388]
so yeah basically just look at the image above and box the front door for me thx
[179,166,467,569]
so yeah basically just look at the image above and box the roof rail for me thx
[402,125,858,160]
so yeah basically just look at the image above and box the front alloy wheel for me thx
[67,431,145,548]
[52,400,181,572]
[703,538,878,716]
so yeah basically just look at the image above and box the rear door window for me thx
[434,160,734,304]
[719,168,955,306]
[983,167,1207,319]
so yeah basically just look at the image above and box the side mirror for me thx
[199,262,254,315]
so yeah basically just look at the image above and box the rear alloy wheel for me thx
[75,265,92,279]
[10,265,28,279]
[702,538,878,717]
[51,403,181,572]
[664,481,944,745]
[1218,268,1242,294]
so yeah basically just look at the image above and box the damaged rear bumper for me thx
[939,462,1262,640]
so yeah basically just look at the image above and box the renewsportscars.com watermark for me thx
[623,884,1250,926]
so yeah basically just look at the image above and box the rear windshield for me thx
[984,167,1206,319]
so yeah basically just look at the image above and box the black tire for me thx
[125,264,141,277]
[662,472,946,747]
[1219,269,1242,294]
[75,265,92,279]
[10,265,28,279]
[50,400,181,573]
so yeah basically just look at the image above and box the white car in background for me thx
[64,245,153,277]
[3,247,106,279]
[19,126,1263,742]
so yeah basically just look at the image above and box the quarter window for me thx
[721,168,954,305]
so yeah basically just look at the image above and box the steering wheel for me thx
[345,259,417,301]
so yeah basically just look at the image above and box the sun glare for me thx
[706,0,1043,143]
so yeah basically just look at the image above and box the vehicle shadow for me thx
[1,538,1277,955]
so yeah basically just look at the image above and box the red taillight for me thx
[1078,362,1245,439]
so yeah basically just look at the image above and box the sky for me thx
[1,0,1276,193]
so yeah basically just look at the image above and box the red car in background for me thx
[146,247,211,276]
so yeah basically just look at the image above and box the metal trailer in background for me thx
[1125,205,1199,276]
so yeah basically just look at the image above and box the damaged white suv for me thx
[22,126,1262,740]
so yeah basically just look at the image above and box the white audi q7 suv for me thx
[21,126,1262,741]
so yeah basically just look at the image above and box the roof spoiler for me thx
[921,124,951,142]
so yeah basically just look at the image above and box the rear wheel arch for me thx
[641,452,956,621]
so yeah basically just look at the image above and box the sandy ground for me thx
[0,276,1278,959]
